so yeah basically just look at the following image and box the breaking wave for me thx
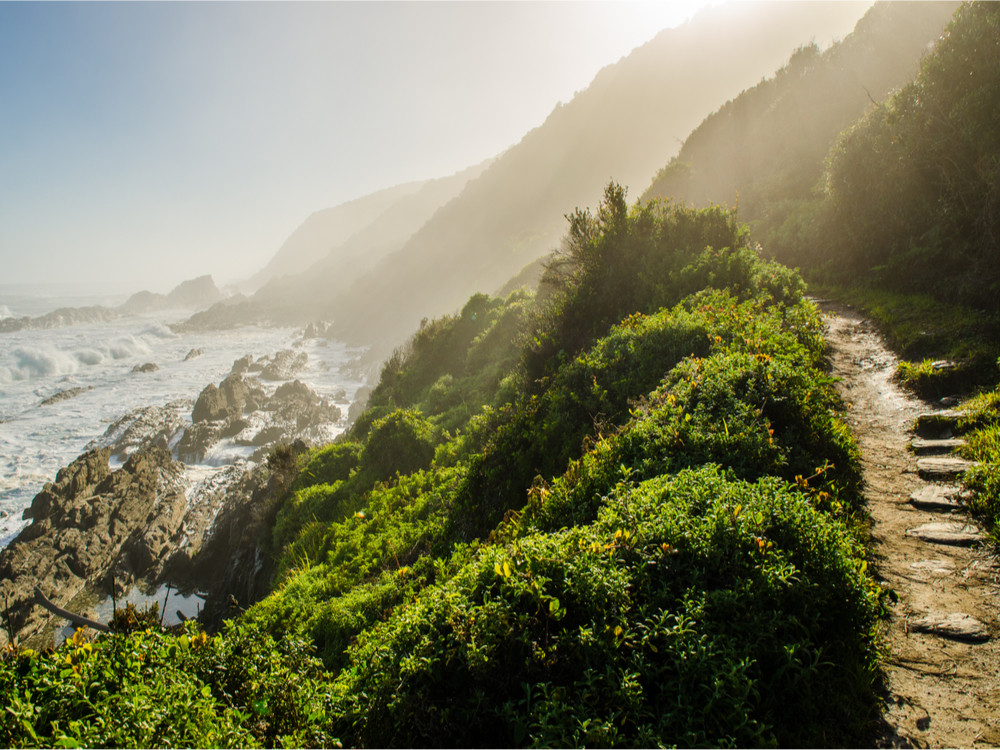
[0,336,154,383]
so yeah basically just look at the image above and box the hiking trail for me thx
[820,301,1000,748]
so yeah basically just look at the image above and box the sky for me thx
[0,0,721,295]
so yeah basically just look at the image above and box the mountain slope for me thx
[246,181,425,293]
[641,1,959,249]
[250,160,491,319]
[316,1,873,349]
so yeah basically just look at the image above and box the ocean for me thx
[0,287,365,548]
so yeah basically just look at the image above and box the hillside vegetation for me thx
[647,1,1000,538]
[7,3,1000,747]
[642,1,959,263]
[1,189,885,747]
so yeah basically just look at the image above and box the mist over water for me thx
[0,289,365,547]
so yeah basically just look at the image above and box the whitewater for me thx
[0,290,365,548]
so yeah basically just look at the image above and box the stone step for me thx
[916,456,977,479]
[906,521,983,546]
[909,612,990,643]
[909,437,966,455]
[909,484,966,511]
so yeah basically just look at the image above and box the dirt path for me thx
[819,301,1000,748]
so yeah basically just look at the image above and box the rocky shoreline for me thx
[0,348,351,648]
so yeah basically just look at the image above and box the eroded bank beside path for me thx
[818,300,1000,748]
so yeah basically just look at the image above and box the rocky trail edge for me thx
[819,301,1000,748]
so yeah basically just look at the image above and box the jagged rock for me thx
[917,456,977,479]
[192,374,265,423]
[165,275,223,309]
[0,445,188,645]
[269,379,340,425]
[249,425,287,447]
[40,386,94,406]
[303,321,334,339]
[909,438,966,455]
[86,402,189,461]
[910,612,989,642]
[176,423,224,463]
[177,443,309,629]
[184,348,204,361]
[259,349,308,380]
[906,521,983,546]
[132,362,159,374]
[22,448,112,523]
[909,484,966,511]
[230,354,253,375]
[0,305,119,333]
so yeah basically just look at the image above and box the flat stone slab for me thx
[917,456,977,478]
[910,612,990,643]
[909,484,966,511]
[910,558,956,575]
[906,521,983,546]
[910,438,966,455]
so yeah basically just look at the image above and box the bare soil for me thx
[820,302,1000,748]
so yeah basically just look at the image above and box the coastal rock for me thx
[183,348,204,361]
[192,374,266,423]
[185,372,339,461]
[131,362,159,374]
[230,354,254,375]
[0,445,189,645]
[0,305,119,333]
[269,379,340,425]
[258,349,309,380]
[121,276,224,314]
[39,386,94,406]
[86,402,189,461]
[303,321,334,339]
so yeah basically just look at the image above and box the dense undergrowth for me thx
[0,190,887,747]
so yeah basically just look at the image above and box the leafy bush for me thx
[332,468,882,748]
[0,622,339,748]
[360,409,440,483]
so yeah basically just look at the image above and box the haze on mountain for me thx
[198,1,873,352]
[641,1,960,254]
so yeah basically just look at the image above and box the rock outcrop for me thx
[180,371,338,463]
[86,401,190,461]
[120,276,224,314]
[0,446,187,645]
[39,386,94,406]
[0,352,347,648]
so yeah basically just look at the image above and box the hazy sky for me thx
[1,1,726,294]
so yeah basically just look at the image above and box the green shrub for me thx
[332,468,882,748]
[0,622,339,748]
[360,408,439,483]
[294,442,362,490]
